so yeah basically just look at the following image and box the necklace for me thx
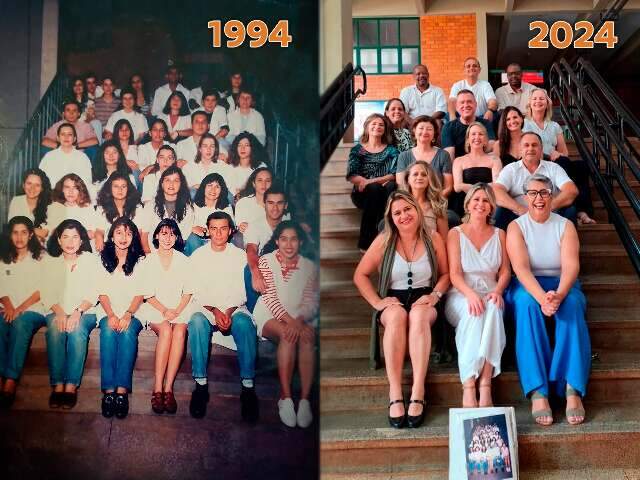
[399,235,419,290]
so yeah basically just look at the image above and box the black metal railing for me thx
[549,57,640,277]
[320,63,367,170]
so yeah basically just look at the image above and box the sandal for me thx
[388,399,406,429]
[566,385,585,425]
[531,391,553,426]
[407,399,426,428]
[462,384,478,408]
[577,212,597,225]
[151,391,165,414]
[478,382,493,407]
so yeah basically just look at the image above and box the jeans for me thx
[0,311,47,380]
[188,311,257,380]
[244,264,260,313]
[184,233,208,256]
[99,316,143,391]
[46,313,97,386]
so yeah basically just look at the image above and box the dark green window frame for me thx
[353,17,421,75]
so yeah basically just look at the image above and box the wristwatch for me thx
[74,307,85,314]
[432,290,443,300]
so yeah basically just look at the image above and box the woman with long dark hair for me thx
[91,140,134,201]
[69,76,88,111]
[227,132,268,196]
[113,119,140,177]
[138,119,169,181]
[235,167,273,236]
[157,91,192,142]
[97,217,146,419]
[141,144,176,203]
[493,105,525,166]
[8,168,52,243]
[129,73,151,118]
[104,88,148,143]
[138,219,191,414]
[183,133,231,191]
[0,217,46,408]
[42,219,99,409]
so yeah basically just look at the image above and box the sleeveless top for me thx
[500,152,518,166]
[453,226,501,294]
[390,250,431,290]
[462,166,492,185]
[514,212,567,277]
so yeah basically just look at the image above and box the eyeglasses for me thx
[525,189,552,199]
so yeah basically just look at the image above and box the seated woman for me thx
[253,221,318,428]
[42,219,100,409]
[353,190,449,428]
[524,88,595,225]
[138,119,170,181]
[138,219,192,414]
[405,161,448,241]
[129,73,152,118]
[185,173,234,256]
[91,140,135,202]
[347,113,399,251]
[112,119,140,187]
[140,165,195,253]
[97,217,146,419]
[104,88,149,143]
[506,173,590,426]
[141,145,177,204]
[384,98,414,152]
[0,217,46,408]
[227,132,269,197]
[445,184,510,407]
[157,91,193,143]
[39,123,93,190]
[235,167,273,238]
[450,122,502,217]
[493,106,525,167]
[182,133,231,192]
[8,168,52,243]
[47,174,98,244]
[95,173,144,252]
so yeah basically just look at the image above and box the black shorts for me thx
[377,287,433,324]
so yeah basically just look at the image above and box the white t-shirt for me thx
[39,147,93,189]
[105,110,149,139]
[399,84,447,118]
[175,136,199,164]
[139,201,195,241]
[137,141,170,169]
[47,203,98,233]
[8,196,38,225]
[121,144,139,166]
[94,205,144,234]
[141,171,163,203]
[193,205,234,229]
[156,113,191,136]
[91,173,137,204]
[96,259,149,319]
[227,109,266,146]
[151,83,192,117]
[228,166,253,195]
[0,255,45,314]
[244,216,275,254]
[449,79,497,117]
[515,212,567,277]
[496,160,573,206]
[523,119,563,156]
[183,161,233,189]
[234,195,265,226]
[208,105,229,135]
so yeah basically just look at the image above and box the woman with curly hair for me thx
[235,167,273,236]
[140,165,194,253]
[8,168,52,243]
[47,174,98,244]
[227,132,268,196]
[157,91,192,142]
[0,217,46,409]
[405,161,449,241]
[97,217,146,419]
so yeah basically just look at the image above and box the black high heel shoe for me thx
[407,399,426,428]
[388,399,406,429]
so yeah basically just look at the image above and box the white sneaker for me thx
[278,398,297,427]
[296,399,313,428]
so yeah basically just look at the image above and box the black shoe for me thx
[189,383,209,419]
[388,399,406,429]
[101,393,116,418]
[114,393,129,419]
[49,391,64,409]
[240,385,259,423]
[61,391,78,410]
[406,399,426,428]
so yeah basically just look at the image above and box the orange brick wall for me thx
[356,13,477,102]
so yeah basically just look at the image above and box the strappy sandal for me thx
[531,391,553,426]
[566,385,586,425]
[462,384,478,408]
[478,382,494,407]
[388,399,406,428]
[407,399,426,428]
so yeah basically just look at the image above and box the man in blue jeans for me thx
[187,211,258,421]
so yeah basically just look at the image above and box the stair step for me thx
[320,401,640,475]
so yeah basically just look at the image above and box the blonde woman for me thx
[405,161,448,241]
[445,184,510,408]
[354,190,449,428]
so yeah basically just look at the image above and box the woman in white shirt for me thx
[97,217,146,419]
[182,133,231,192]
[47,174,98,244]
[184,173,234,256]
[112,119,140,188]
[42,219,99,410]
[253,221,318,428]
[227,132,269,197]
[91,140,135,202]
[138,118,170,179]
[140,165,195,253]
[139,219,192,414]
[104,88,149,142]
[0,217,46,408]
[39,123,93,190]
[8,168,52,243]
[157,91,192,143]
[141,145,177,204]
[234,167,273,236]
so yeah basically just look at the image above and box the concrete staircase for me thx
[319,142,640,479]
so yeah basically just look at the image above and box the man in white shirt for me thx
[495,63,537,114]
[176,111,211,167]
[151,66,191,117]
[227,90,266,146]
[448,57,498,122]
[245,186,288,311]
[493,132,578,229]
[399,64,446,120]
[186,211,259,422]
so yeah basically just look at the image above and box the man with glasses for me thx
[448,57,498,122]
[495,63,537,114]
[493,132,577,229]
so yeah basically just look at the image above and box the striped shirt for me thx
[94,97,120,127]
[346,144,398,180]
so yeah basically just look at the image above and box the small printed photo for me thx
[463,413,513,480]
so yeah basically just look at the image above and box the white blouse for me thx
[96,259,149,319]
[0,255,45,314]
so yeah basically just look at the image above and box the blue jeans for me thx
[188,311,257,380]
[184,233,208,256]
[244,264,260,313]
[45,313,97,386]
[0,311,47,380]
[99,316,143,391]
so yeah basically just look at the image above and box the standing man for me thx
[151,66,191,117]
[399,64,447,120]
[448,57,498,122]
[495,63,537,114]
[187,211,259,422]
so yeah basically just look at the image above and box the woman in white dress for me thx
[47,174,98,244]
[139,219,192,414]
[253,221,318,428]
[445,183,510,407]
[8,168,52,243]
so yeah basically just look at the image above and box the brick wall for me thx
[356,13,477,102]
